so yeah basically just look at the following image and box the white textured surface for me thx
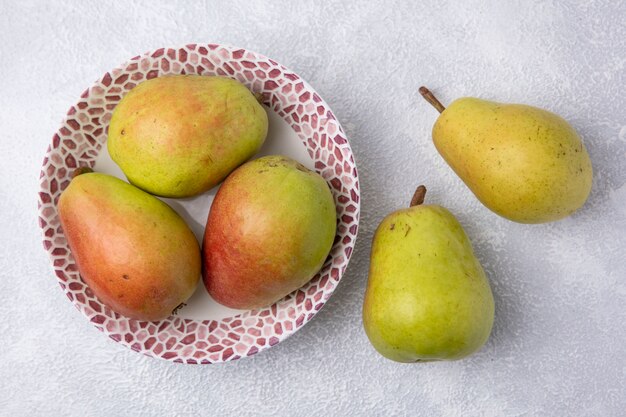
[1,1,625,416]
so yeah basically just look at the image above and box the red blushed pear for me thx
[108,75,268,198]
[202,155,337,310]
[58,168,201,321]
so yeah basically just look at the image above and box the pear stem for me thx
[410,185,427,207]
[418,86,446,113]
[253,92,264,104]
[71,166,93,179]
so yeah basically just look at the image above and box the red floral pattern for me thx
[38,44,360,363]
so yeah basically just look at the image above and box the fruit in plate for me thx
[419,87,593,223]
[58,168,201,321]
[108,75,268,198]
[202,155,337,310]
[363,186,494,362]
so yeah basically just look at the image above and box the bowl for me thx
[38,44,360,363]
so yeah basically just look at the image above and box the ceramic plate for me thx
[38,44,360,363]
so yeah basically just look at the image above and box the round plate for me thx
[37,44,360,363]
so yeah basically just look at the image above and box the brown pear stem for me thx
[418,86,446,113]
[253,92,264,104]
[410,185,427,207]
[71,166,93,179]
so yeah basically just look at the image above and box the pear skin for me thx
[419,87,592,223]
[363,187,494,362]
[108,75,268,198]
[58,169,201,321]
[202,156,337,310]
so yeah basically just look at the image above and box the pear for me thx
[58,168,201,321]
[363,186,494,362]
[203,155,337,310]
[419,87,592,223]
[108,75,268,198]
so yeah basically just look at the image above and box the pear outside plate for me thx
[38,44,360,364]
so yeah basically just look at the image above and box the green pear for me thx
[419,87,592,223]
[108,75,268,198]
[202,155,337,309]
[58,168,201,321]
[363,186,494,362]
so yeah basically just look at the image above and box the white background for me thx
[1,1,625,416]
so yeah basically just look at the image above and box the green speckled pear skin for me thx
[108,75,268,198]
[363,194,494,362]
[432,97,592,223]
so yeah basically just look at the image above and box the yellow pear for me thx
[419,87,592,223]
[363,186,494,362]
